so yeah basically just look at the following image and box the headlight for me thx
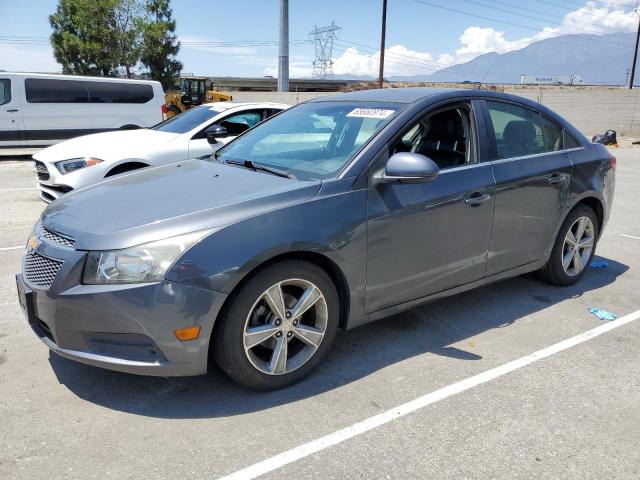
[82,229,214,285]
[55,157,104,175]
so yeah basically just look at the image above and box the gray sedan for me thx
[16,88,615,390]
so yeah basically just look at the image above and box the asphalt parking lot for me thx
[1,149,639,479]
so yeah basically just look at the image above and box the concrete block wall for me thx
[232,88,640,138]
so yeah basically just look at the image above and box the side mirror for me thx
[205,125,229,144]
[376,152,440,184]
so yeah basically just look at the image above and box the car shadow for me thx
[50,256,628,418]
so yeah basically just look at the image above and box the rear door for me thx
[0,77,24,147]
[482,99,573,275]
[187,108,275,159]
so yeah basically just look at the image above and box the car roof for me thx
[203,101,290,111]
[309,88,455,104]
[3,71,161,85]
[308,87,542,106]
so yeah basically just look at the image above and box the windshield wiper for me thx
[224,159,296,180]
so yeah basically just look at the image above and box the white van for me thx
[0,72,165,148]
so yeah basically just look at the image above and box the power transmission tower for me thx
[309,21,341,79]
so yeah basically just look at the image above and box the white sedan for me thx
[32,102,289,202]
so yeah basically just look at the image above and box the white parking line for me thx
[0,187,37,191]
[0,246,23,251]
[218,308,640,480]
[621,234,640,240]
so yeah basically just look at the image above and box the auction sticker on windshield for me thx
[346,108,395,119]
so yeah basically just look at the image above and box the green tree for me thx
[50,0,121,75]
[111,0,144,77]
[139,0,182,89]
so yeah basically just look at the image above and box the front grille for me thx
[23,252,63,289]
[34,161,50,181]
[37,223,75,248]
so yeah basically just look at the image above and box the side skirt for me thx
[359,259,548,326]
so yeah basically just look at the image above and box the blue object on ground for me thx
[588,307,617,321]
[590,259,609,269]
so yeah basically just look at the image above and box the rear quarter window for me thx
[88,82,154,104]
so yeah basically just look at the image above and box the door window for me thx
[0,79,10,106]
[25,79,89,103]
[392,104,474,169]
[219,110,263,136]
[485,101,568,159]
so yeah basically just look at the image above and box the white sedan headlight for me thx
[82,229,214,285]
[55,157,104,175]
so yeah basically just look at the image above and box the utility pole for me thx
[378,0,388,89]
[629,8,640,89]
[278,0,289,92]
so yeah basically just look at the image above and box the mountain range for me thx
[330,32,637,85]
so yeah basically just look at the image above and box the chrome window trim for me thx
[489,146,585,165]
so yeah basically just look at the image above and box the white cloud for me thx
[0,44,60,73]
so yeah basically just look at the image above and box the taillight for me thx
[161,103,167,121]
[609,154,617,171]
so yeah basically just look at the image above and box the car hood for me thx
[41,159,321,250]
[33,129,181,163]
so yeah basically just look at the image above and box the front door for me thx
[482,100,573,275]
[0,78,23,147]
[365,101,495,313]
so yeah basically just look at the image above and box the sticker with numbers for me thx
[346,108,395,119]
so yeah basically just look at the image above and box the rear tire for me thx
[538,205,599,286]
[213,260,339,390]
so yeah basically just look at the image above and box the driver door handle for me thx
[6,109,19,113]
[465,192,492,206]
[548,172,568,185]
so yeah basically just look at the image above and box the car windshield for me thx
[151,105,226,134]
[215,101,402,180]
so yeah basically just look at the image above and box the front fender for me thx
[166,183,369,325]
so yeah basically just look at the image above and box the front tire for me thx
[213,260,339,390]
[538,205,599,286]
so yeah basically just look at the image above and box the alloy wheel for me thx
[562,216,595,276]
[243,278,328,375]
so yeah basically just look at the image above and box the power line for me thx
[463,0,630,34]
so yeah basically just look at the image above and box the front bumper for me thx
[16,242,228,376]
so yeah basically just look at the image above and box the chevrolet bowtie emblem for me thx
[27,236,39,251]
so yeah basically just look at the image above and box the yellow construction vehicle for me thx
[164,76,232,118]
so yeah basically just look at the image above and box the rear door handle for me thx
[465,192,492,206]
[6,109,19,113]
[548,173,568,185]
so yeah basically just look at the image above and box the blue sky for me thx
[1,0,638,77]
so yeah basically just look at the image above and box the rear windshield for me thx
[151,105,226,134]
[25,78,154,104]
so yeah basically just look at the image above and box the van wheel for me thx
[538,205,599,286]
[213,260,339,390]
